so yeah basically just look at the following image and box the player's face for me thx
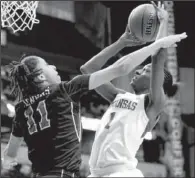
[37,58,61,84]
[130,64,151,92]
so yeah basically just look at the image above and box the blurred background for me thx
[1,1,195,177]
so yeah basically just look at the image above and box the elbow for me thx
[80,65,97,74]
[80,65,86,74]
[80,65,91,74]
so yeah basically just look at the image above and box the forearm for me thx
[112,42,160,75]
[152,49,166,86]
[156,19,168,40]
[81,39,125,73]
[4,134,23,158]
[150,19,168,103]
[150,48,167,103]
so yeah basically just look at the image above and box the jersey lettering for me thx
[111,99,138,110]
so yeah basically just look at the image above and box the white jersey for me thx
[89,92,149,172]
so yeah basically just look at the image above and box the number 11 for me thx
[24,100,50,135]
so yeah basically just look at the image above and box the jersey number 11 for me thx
[24,100,50,135]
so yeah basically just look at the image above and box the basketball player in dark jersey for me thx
[2,25,186,178]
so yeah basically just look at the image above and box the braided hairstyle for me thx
[9,55,43,100]
[163,68,178,97]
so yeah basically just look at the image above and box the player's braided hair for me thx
[9,55,43,100]
[163,69,178,97]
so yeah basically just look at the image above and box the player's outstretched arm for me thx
[81,29,145,102]
[81,27,145,74]
[88,33,187,90]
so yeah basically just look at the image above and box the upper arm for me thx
[12,105,23,138]
[148,88,166,116]
[62,74,90,98]
[95,83,125,103]
[81,66,124,103]
[150,49,166,109]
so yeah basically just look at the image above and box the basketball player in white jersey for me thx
[81,3,187,177]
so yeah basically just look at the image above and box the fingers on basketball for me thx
[158,1,161,8]
[151,1,158,11]
[162,3,165,9]
[151,1,163,11]
[158,1,165,9]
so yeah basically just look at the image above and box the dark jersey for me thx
[12,75,90,175]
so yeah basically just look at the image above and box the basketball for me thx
[128,4,160,42]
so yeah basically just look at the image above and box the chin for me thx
[130,81,135,88]
[52,76,61,84]
[57,76,61,83]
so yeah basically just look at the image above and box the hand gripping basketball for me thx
[157,32,187,48]
[151,1,169,22]
[118,27,146,47]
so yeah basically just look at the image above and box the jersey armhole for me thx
[59,82,74,103]
[144,93,152,113]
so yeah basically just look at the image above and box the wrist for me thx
[160,18,168,26]
[150,40,162,53]
[117,38,129,48]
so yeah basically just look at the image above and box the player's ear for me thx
[34,73,46,82]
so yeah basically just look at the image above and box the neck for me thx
[131,84,149,95]
[129,84,135,94]
[136,89,149,95]
[36,81,49,93]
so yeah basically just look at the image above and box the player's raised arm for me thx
[149,2,169,111]
[88,33,187,90]
[81,28,144,74]
[149,2,186,113]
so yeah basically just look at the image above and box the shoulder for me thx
[13,102,26,123]
[15,102,24,113]
[144,93,165,122]
[147,90,166,114]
